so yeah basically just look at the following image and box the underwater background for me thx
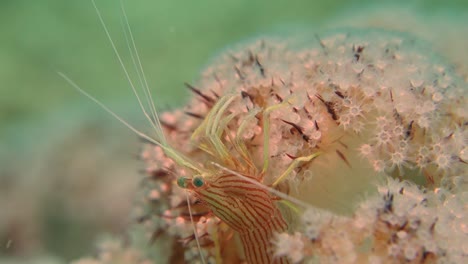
[0,0,467,263]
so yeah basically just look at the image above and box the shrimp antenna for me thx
[119,0,164,143]
[91,0,166,145]
[91,0,202,174]
[58,72,162,147]
[185,191,206,264]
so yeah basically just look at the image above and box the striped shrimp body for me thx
[171,93,303,263]
[178,173,289,264]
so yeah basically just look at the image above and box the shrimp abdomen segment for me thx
[198,174,289,263]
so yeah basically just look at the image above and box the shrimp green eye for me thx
[177,177,188,188]
[192,176,204,188]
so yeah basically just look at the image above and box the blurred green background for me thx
[0,0,466,263]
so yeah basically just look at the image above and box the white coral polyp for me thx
[274,232,305,263]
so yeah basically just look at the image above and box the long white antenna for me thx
[58,71,162,148]
[185,191,206,264]
[91,0,166,145]
[119,0,166,144]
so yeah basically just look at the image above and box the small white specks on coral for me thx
[403,243,419,261]
[434,153,452,171]
[148,189,160,200]
[359,144,373,157]
[311,130,322,141]
[387,243,401,258]
[167,216,192,238]
[195,216,220,237]
[302,209,332,240]
[389,151,406,171]
[71,237,152,264]
[372,159,386,172]
[169,185,187,208]
[396,230,407,239]
[274,232,304,263]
